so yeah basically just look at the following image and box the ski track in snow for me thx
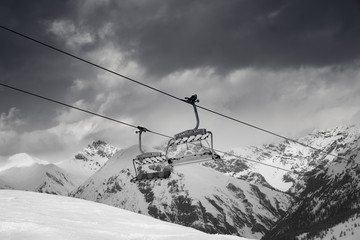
[0,190,251,240]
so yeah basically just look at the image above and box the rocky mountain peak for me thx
[203,125,360,195]
[74,140,118,162]
[72,144,293,239]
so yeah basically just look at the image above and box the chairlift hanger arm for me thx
[136,126,149,154]
[184,94,200,130]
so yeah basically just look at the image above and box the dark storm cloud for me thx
[1,0,360,161]
[2,0,359,104]
[74,0,360,76]
[0,0,98,130]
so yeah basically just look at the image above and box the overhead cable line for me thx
[196,104,348,160]
[0,82,291,172]
[0,25,183,103]
[210,149,291,172]
[0,82,168,139]
[0,25,347,162]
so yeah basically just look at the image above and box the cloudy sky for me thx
[1,0,360,165]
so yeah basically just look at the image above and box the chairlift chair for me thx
[166,95,220,166]
[130,127,171,183]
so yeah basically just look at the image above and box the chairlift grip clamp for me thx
[184,94,200,130]
[136,126,148,133]
[185,94,200,105]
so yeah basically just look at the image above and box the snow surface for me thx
[56,141,119,185]
[56,158,96,185]
[223,147,294,192]
[296,213,360,240]
[0,190,251,240]
[224,125,360,192]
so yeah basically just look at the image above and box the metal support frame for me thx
[185,94,200,130]
[137,126,148,154]
[131,126,171,183]
[132,159,139,177]
[165,94,220,166]
[131,94,221,182]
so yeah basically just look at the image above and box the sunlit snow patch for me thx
[0,190,252,240]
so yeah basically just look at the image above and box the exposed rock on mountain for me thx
[56,140,119,185]
[262,128,360,239]
[204,126,360,195]
[0,163,77,195]
[72,145,293,239]
[0,140,118,195]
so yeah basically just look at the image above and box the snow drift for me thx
[0,190,250,240]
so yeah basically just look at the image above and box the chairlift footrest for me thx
[170,151,218,166]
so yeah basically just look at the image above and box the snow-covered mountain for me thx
[261,127,360,239]
[0,162,77,195]
[3,126,360,239]
[56,140,119,185]
[295,213,360,240]
[0,190,249,240]
[72,145,293,239]
[204,126,360,194]
[0,141,118,195]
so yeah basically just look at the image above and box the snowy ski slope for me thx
[0,190,251,240]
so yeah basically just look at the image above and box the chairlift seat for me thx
[171,151,218,166]
[131,127,172,183]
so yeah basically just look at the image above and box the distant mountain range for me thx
[0,140,119,195]
[71,145,292,239]
[1,126,360,239]
[0,162,76,195]
[262,127,360,239]
[204,126,360,196]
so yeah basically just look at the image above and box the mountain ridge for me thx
[2,126,360,239]
[203,125,360,195]
[0,163,77,195]
[72,144,293,239]
[0,140,119,195]
[56,140,119,185]
[261,127,360,239]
